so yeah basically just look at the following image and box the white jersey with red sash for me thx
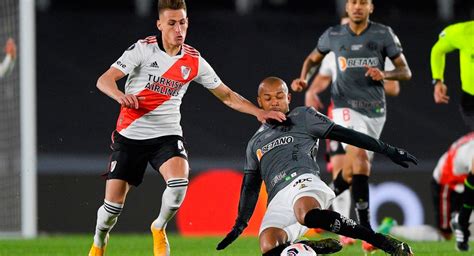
[111,36,222,140]
[433,132,474,191]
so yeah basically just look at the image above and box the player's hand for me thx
[216,225,245,250]
[433,82,449,104]
[117,94,145,109]
[257,109,286,123]
[365,66,384,81]
[383,145,418,168]
[291,78,308,92]
[4,38,16,59]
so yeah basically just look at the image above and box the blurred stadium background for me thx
[1,0,474,245]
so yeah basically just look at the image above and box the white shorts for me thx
[332,108,386,159]
[259,174,335,242]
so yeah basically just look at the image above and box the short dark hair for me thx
[158,0,187,14]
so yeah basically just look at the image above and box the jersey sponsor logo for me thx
[150,61,159,68]
[338,57,378,71]
[256,136,294,161]
[351,44,363,51]
[293,177,313,188]
[181,65,191,80]
[145,74,185,97]
[116,60,126,69]
[270,171,287,188]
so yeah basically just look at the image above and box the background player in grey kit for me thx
[216,77,416,256]
[291,0,412,251]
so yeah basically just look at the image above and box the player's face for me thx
[346,0,373,24]
[157,9,188,47]
[257,84,291,114]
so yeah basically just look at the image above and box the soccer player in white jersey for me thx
[303,15,401,247]
[87,1,285,255]
[0,38,16,78]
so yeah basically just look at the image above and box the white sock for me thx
[332,189,351,218]
[93,200,123,247]
[152,178,188,229]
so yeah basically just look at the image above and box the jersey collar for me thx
[157,35,183,56]
[345,21,372,37]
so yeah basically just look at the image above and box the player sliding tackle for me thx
[217,77,416,256]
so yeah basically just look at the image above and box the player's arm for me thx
[384,54,412,81]
[384,80,400,97]
[305,74,331,109]
[216,171,262,250]
[431,28,457,104]
[210,83,286,123]
[383,58,400,96]
[292,51,325,92]
[96,67,142,109]
[326,124,418,168]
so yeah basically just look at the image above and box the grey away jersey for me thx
[244,106,335,202]
[317,22,403,118]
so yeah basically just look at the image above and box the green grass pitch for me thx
[0,233,469,255]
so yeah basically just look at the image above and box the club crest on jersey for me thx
[256,136,294,161]
[181,66,191,79]
[109,161,117,173]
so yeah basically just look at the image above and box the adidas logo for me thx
[150,61,159,68]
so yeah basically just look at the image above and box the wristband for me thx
[432,79,442,86]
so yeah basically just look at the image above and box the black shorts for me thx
[104,131,188,186]
[460,91,474,130]
[430,178,462,234]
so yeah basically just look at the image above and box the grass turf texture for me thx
[0,233,469,255]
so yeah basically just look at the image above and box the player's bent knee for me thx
[165,178,189,208]
[259,228,287,253]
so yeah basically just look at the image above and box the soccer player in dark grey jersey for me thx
[217,77,416,256]
[291,1,412,251]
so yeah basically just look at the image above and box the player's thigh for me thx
[260,186,306,243]
[105,139,149,187]
[148,136,189,180]
[330,154,345,180]
[291,174,335,211]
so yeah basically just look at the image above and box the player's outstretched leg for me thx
[89,200,123,256]
[151,178,188,256]
[303,208,413,255]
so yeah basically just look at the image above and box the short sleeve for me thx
[244,141,259,172]
[384,27,403,59]
[384,57,395,71]
[111,40,147,75]
[304,107,335,138]
[316,27,332,55]
[194,56,222,89]
[318,52,335,77]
